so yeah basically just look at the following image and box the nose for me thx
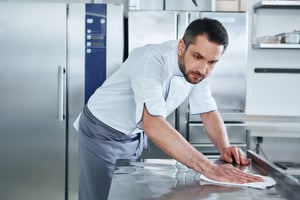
[197,60,208,75]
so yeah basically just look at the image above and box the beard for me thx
[178,54,206,84]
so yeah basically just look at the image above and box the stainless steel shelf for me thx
[254,0,300,11]
[252,43,300,49]
[252,1,300,49]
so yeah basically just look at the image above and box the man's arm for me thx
[200,110,250,165]
[142,106,211,173]
[142,106,262,183]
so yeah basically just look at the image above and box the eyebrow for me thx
[193,51,219,63]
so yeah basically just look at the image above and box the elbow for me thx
[142,118,151,134]
[141,107,159,138]
[142,113,155,137]
[141,104,167,138]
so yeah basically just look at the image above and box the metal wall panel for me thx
[201,12,247,114]
[0,3,66,200]
[128,11,177,52]
[67,4,85,200]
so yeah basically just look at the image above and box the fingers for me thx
[244,173,264,183]
[212,164,264,184]
[220,147,234,163]
[230,167,263,183]
[232,147,250,165]
[222,146,250,166]
[230,147,240,165]
[222,152,233,163]
[240,156,250,166]
[237,148,250,166]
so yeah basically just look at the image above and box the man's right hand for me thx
[204,163,264,184]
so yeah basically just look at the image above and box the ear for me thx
[178,39,185,56]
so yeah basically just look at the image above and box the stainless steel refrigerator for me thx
[0,3,123,200]
[128,10,248,157]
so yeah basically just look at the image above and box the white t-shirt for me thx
[87,40,217,135]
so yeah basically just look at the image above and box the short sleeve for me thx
[130,50,167,125]
[189,79,217,114]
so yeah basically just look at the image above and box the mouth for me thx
[179,62,206,84]
[190,71,204,80]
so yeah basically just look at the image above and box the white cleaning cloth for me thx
[200,174,276,189]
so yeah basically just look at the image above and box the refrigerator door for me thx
[128,11,178,52]
[67,4,85,200]
[200,12,247,114]
[128,11,184,158]
[0,3,66,200]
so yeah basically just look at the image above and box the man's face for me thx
[177,35,224,84]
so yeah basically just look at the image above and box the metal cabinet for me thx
[188,122,247,154]
[252,0,300,49]
[0,3,124,200]
[176,99,248,156]
[0,3,67,200]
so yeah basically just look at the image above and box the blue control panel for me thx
[85,4,107,103]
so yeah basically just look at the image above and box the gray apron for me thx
[78,106,147,200]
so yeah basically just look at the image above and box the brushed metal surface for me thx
[128,11,177,52]
[201,12,247,113]
[67,4,85,200]
[165,0,214,11]
[106,3,124,77]
[189,123,246,144]
[108,157,291,200]
[0,3,66,200]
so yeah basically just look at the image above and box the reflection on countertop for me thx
[108,159,283,200]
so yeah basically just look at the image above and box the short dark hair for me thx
[182,18,229,52]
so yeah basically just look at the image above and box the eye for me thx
[208,60,217,65]
[193,54,202,60]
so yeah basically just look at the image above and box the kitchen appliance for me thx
[128,9,248,157]
[0,3,123,200]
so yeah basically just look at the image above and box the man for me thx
[77,18,262,200]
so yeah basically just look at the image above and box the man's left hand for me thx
[220,146,250,166]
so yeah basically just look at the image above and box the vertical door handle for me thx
[58,65,65,121]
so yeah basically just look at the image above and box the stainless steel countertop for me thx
[108,153,300,200]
